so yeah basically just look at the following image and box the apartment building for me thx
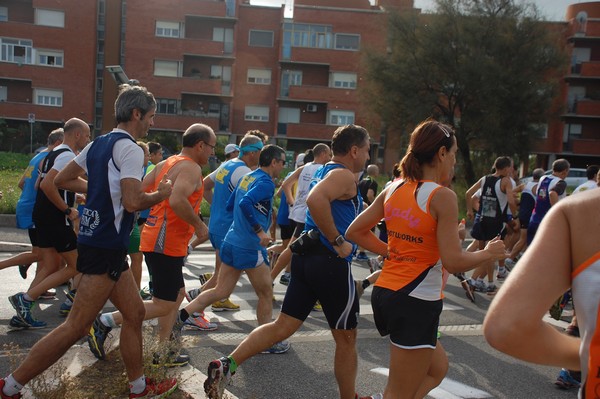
[0,0,97,151]
[537,2,600,169]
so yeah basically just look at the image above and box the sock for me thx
[23,293,34,302]
[179,309,190,323]
[129,375,146,395]
[100,313,118,328]
[227,356,238,373]
[3,374,23,396]
[284,272,291,278]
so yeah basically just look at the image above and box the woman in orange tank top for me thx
[347,119,507,399]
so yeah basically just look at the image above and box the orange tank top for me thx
[140,155,204,257]
[375,180,444,301]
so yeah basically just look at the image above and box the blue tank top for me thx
[304,163,363,261]
[209,159,249,237]
[530,175,565,225]
[16,151,49,229]
[78,132,137,250]
[223,168,275,251]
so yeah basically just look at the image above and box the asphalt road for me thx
[0,228,579,399]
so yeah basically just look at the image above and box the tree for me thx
[362,0,568,184]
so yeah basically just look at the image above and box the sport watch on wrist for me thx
[64,207,72,215]
[330,235,345,247]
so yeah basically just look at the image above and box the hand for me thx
[484,236,507,261]
[457,222,466,241]
[157,175,173,199]
[194,222,209,243]
[334,241,353,259]
[467,210,474,220]
[67,207,79,221]
[258,230,271,247]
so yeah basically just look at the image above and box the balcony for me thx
[571,138,600,155]
[280,47,332,66]
[566,61,600,80]
[562,98,600,120]
[153,114,222,133]
[284,85,350,103]
[282,122,338,140]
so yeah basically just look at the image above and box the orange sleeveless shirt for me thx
[375,180,445,301]
[140,155,204,257]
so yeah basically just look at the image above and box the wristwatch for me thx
[64,207,72,215]
[330,235,345,247]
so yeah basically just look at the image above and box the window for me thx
[156,21,182,38]
[156,98,179,115]
[247,68,271,85]
[278,107,300,123]
[210,65,231,81]
[0,7,7,22]
[245,105,269,122]
[37,50,64,67]
[335,34,360,50]
[249,30,274,47]
[35,9,65,28]
[329,110,354,126]
[564,124,582,137]
[34,89,63,107]
[213,27,233,42]
[154,60,181,77]
[283,23,333,49]
[330,72,357,89]
[1,38,33,64]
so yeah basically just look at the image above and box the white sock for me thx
[4,374,23,396]
[100,313,118,328]
[129,375,146,395]
[23,293,34,302]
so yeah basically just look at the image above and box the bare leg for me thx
[129,252,143,289]
[414,343,448,398]
[245,264,274,325]
[185,262,242,315]
[270,247,292,281]
[331,328,358,399]
[27,249,78,300]
[384,345,435,399]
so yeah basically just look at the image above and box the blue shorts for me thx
[209,232,225,252]
[220,241,268,270]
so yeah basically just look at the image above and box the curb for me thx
[0,214,16,228]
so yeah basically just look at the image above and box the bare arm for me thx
[41,167,79,221]
[465,179,481,220]
[169,163,207,240]
[202,175,215,204]
[434,188,506,273]
[306,167,356,258]
[55,160,89,194]
[484,204,579,370]
[346,189,388,257]
[121,175,172,213]
[502,177,518,216]
[281,166,303,205]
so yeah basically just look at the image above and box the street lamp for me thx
[105,65,139,86]
[27,113,35,153]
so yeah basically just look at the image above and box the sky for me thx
[250,1,588,21]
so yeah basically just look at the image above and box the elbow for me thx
[483,311,523,355]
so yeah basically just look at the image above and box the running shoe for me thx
[312,301,323,311]
[39,290,56,300]
[87,315,112,360]
[139,286,152,300]
[486,284,498,296]
[59,289,76,316]
[18,264,31,280]
[461,280,476,303]
[496,267,509,280]
[184,312,217,331]
[470,279,487,293]
[367,258,382,273]
[9,293,45,328]
[129,377,178,399]
[504,258,516,271]
[279,272,290,286]
[261,340,291,354]
[8,315,46,330]
[357,394,383,399]
[185,288,201,302]
[211,298,240,312]
[204,357,233,399]
[0,378,22,399]
[152,351,190,368]
[198,272,213,286]
[554,369,580,389]
[355,252,369,261]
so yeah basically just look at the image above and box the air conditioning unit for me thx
[306,104,317,112]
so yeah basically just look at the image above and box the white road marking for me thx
[371,368,493,398]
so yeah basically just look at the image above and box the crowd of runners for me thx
[0,82,598,399]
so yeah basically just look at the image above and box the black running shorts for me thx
[143,252,184,302]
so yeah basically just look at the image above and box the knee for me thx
[121,302,146,325]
